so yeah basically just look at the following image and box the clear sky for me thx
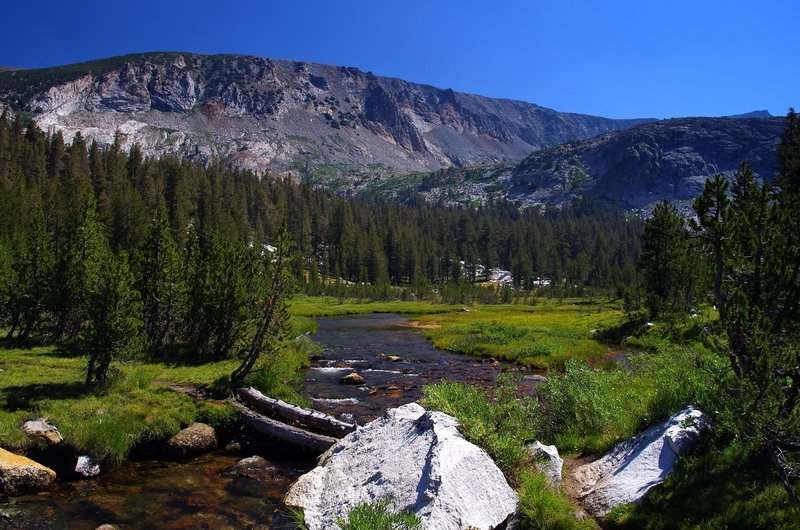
[2,0,796,119]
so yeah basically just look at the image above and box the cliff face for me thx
[507,117,783,211]
[0,52,650,176]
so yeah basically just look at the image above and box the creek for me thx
[1,313,506,529]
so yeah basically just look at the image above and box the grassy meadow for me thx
[415,299,622,368]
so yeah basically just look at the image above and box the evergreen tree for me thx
[137,204,185,355]
[694,155,800,500]
[231,222,295,388]
[84,251,143,387]
[639,200,694,319]
[50,191,108,341]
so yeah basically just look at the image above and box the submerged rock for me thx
[283,403,517,530]
[0,447,56,496]
[573,406,710,517]
[21,418,63,445]
[339,372,365,385]
[163,422,218,459]
[530,441,563,488]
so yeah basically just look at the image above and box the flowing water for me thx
[0,314,505,529]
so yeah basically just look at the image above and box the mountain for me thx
[0,52,650,177]
[727,110,773,119]
[508,117,783,211]
[373,117,784,212]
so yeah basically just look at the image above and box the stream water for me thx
[1,314,506,529]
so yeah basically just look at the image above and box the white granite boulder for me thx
[573,406,710,517]
[283,403,517,530]
[75,455,101,477]
[530,441,563,488]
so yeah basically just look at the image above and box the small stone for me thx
[222,456,275,479]
[163,422,217,458]
[21,418,63,445]
[75,455,100,477]
[95,525,118,530]
[340,373,365,385]
[522,374,547,384]
[386,355,402,362]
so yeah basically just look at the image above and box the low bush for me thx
[421,375,535,476]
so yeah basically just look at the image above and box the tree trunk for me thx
[237,387,355,437]
[231,400,337,453]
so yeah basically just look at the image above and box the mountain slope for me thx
[370,117,783,212]
[0,52,650,176]
[508,117,783,210]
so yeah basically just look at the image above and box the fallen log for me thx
[231,401,338,453]
[237,387,356,437]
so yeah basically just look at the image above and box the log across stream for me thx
[0,313,507,529]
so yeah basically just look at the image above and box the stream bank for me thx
[1,313,512,529]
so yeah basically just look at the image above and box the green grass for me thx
[0,341,227,463]
[336,499,421,530]
[607,441,800,529]
[0,318,313,464]
[517,470,596,530]
[287,295,460,318]
[416,300,623,368]
[422,375,536,476]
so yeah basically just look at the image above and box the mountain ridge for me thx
[0,52,652,176]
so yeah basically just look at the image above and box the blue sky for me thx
[2,0,796,119]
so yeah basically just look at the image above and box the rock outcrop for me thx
[163,422,218,458]
[0,447,56,496]
[508,117,783,212]
[573,406,710,517]
[0,52,649,178]
[283,402,517,530]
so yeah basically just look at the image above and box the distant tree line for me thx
[0,109,643,381]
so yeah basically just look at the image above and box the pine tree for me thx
[231,222,295,388]
[137,204,185,355]
[50,191,108,341]
[84,251,143,387]
[639,200,694,319]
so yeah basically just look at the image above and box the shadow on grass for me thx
[142,344,224,368]
[0,381,89,411]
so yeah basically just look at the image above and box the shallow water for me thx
[0,313,504,529]
[304,313,505,424]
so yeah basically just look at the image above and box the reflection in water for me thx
[0,314,502,529]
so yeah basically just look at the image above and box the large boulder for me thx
[21,418,63,445]
[0,447,57,496]
[163,422,217,458]
[283,403,517,530]
[573,406,710,517]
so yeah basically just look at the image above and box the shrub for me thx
[422,374,536,477]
